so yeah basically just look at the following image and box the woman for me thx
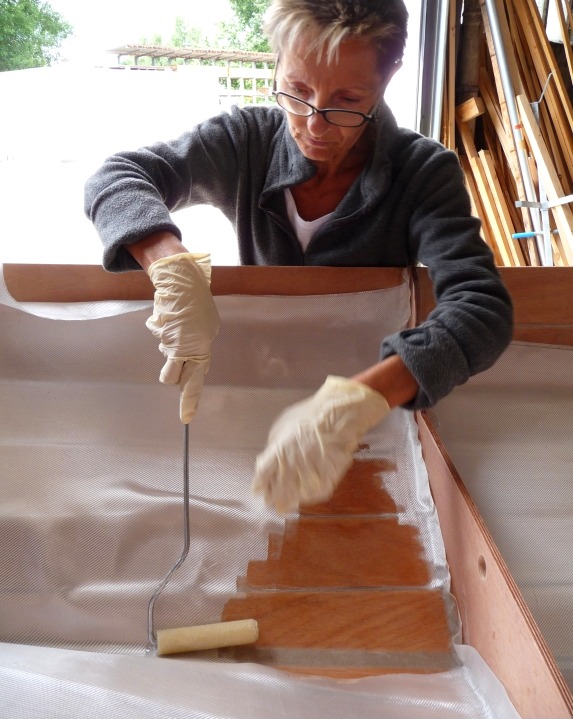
[84,0,513,512]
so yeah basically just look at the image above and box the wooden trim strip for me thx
[2,264,405,303]
[414,266,573,328]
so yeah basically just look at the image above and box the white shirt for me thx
[284,189,334,251]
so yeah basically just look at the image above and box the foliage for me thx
[140,19,210,49]
[0,0,72,71]
[229,0,271,28]
[219,0,272,52]
[172,17,210,49]
[134,19,211,66]
[127,0,274,67]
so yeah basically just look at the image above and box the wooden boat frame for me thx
[4,263,573,718]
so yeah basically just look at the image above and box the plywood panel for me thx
[413,266,573,345]
[299,458,397,515]
[244,517,430,589]
[222,589,455,676]
[418,410,573,718]
[221,456,455,678]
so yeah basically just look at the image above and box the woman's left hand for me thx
[253,376,391,513]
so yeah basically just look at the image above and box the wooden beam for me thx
[456,96,486,123]
[553,0,573,85]
[479,148,526,265]
[460,155,501,260]
[479,2,539,256]
[456,118,519,265]
[479,67,519,173]
[510,0,573,177]
[516,93,573,264]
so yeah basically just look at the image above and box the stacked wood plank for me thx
[444,0,573,266]
[220,458,457,678]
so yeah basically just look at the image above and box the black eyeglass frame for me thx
[272,90,377,128]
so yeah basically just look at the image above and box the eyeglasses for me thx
[273,90,376,128]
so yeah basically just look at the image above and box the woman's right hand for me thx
[146,252,220,424]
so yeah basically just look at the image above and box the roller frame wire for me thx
[146,422,191,652]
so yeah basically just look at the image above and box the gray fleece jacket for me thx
[84,102,513,409]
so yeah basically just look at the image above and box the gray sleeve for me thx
[380,146,513,409]
[83,110,245,272]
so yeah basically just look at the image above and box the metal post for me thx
[416,0,451,140]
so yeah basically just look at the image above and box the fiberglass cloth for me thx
[432,341,573,693]
[0,268,521,718]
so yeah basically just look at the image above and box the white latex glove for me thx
[253,376,391,513]
[146,252,220,424]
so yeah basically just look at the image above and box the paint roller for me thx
[147,424,258,656]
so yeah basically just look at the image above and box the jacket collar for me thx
[260,101,398,209]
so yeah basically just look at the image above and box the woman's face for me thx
[276,39,384,168]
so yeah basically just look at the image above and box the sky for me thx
[47,0,234,66]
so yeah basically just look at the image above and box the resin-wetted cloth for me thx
[0,268,520,718]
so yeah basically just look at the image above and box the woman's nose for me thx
[306,110,331,136]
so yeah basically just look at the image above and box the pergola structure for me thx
[108,45,276,66]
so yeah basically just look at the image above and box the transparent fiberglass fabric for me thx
[0,268,521,718]
[432,342,573,692]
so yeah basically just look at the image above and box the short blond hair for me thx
[265,0,408,73]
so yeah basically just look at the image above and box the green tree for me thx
[0,0,72,71]
[139,32,163,47]
[172,17,210,48]
[219,0,272,52]
[139,18,210,51]
[127,2,273,66]
[134,18,212,67]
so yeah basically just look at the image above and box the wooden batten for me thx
[2,264,405,303]
[479,147,524,264]
[511,0,573,165]
[478,68,520,191]
[516,93,573,263]
[443,0,458,150]
[456,118,520,265]
[460,155,501,258]
[448,0,573,268]
[456,96,486,123]
[414,265,573,345]
[556,0,573,84]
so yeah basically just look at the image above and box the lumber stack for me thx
[443,0,573,266]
